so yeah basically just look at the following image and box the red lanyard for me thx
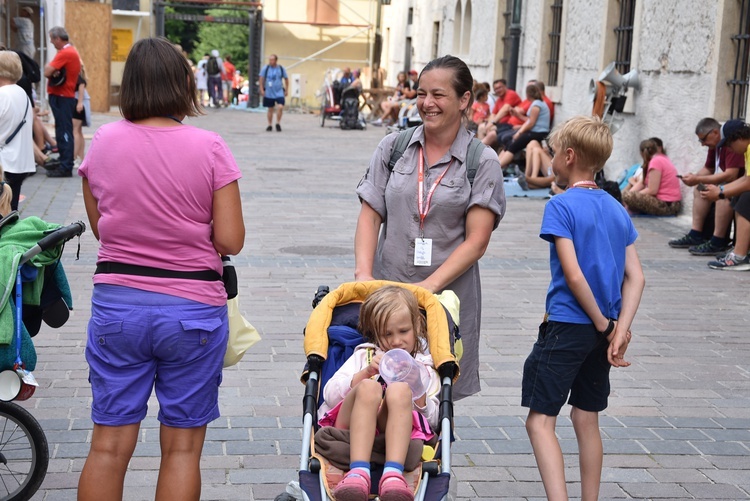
[417,147,451,235]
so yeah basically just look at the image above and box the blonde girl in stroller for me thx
[319,286,440,501]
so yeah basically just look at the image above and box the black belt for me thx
[95,262,221,282]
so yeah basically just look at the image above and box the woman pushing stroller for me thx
[318,285,440,501]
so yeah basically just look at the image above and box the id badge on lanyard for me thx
[415,148,450,266]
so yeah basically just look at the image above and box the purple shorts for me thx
[86,284,228,428]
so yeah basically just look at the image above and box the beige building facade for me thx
[261,0,379,106]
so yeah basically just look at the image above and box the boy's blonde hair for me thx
[358,286,427,357]
[548,115,613,172]
[0,164,13,216]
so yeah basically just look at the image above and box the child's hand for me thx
[366,351,383,377]
[607,326,632,367]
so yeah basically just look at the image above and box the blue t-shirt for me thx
[529,99,551,133]
[541,188,638,323]
[259,64,288,99]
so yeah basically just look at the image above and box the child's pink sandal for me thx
[378,471,414,501]
[332,470,371,501]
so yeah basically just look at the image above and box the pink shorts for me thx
[319,400,435,441]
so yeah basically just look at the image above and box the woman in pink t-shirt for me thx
[77,38,245,500]
[622,138,682,216]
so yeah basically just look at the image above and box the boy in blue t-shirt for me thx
[522,115,646,501]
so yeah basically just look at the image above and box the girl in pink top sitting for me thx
[622,138,682,216]
[319,286,440,501]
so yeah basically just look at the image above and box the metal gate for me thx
[153,0,263,107]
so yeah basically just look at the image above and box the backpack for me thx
[207,56,221,76]
[340,96,361,130]
[263,64,285,83]
[17,51,40,84]
[388,127,486,186]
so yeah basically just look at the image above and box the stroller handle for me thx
[20,221,86,266]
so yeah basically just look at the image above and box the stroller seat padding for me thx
[314,426,423,471]
[304,281,459,380]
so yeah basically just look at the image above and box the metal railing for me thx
[546,0,563,87]
[729,0,750,120]
[613,0,635,74]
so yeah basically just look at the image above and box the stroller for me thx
[0,211,85,500]
[296,280,459,501]
[318,69,366,130]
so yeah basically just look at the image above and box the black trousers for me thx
[49,94,77,172]
[5,172,30,211]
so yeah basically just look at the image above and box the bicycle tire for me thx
[0,402,48,501]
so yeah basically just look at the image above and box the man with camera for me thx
[43,26,80,178]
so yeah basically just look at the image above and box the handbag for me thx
[223,294,260,367]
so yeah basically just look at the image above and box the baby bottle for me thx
[379,348,427,399]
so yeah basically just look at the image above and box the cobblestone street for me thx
[17,108,750,500]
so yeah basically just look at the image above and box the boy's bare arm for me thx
[554,237,610,332]
[608,244,645,366]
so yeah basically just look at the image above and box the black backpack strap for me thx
[388,127,418,172]
[465,137,486,186]
[4,96,30,146]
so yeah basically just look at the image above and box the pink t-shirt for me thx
[471,101,490,124]
[645,153,681,203]
[79,120,242,306]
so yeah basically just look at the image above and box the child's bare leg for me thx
[335,379,382,462]
[571,407,602,501]
[477,122,488,139]
[525,141,541,177]
[33,114,47,149]
[377,382,413,464]
[526,410,568,501]
[498,150,515,168]
[482,128,497,147]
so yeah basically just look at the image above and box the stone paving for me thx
[15,108,750,500]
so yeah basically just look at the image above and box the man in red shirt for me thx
[479,79,521,149]
[222,54,236,105]
[43,26,81,177]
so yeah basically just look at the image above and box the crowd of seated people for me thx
[373,70,417,126]
[473,79,556,191]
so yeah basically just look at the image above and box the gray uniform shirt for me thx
[356,125,506,399]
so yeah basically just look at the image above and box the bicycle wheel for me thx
[0,402,48,501]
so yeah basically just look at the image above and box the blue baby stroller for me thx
[297,280,459,501]
[0,212,85,500]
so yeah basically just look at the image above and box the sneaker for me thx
[45,168,72,178]
[668,233,705,249]
[707,252,750,271]
[266,125,273,132]
[371,118,383,126]
[688,240,731,256]
[42,157,61,171]
[276,123,282,132]
[517,173,529,191]
[716,246,734,260]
